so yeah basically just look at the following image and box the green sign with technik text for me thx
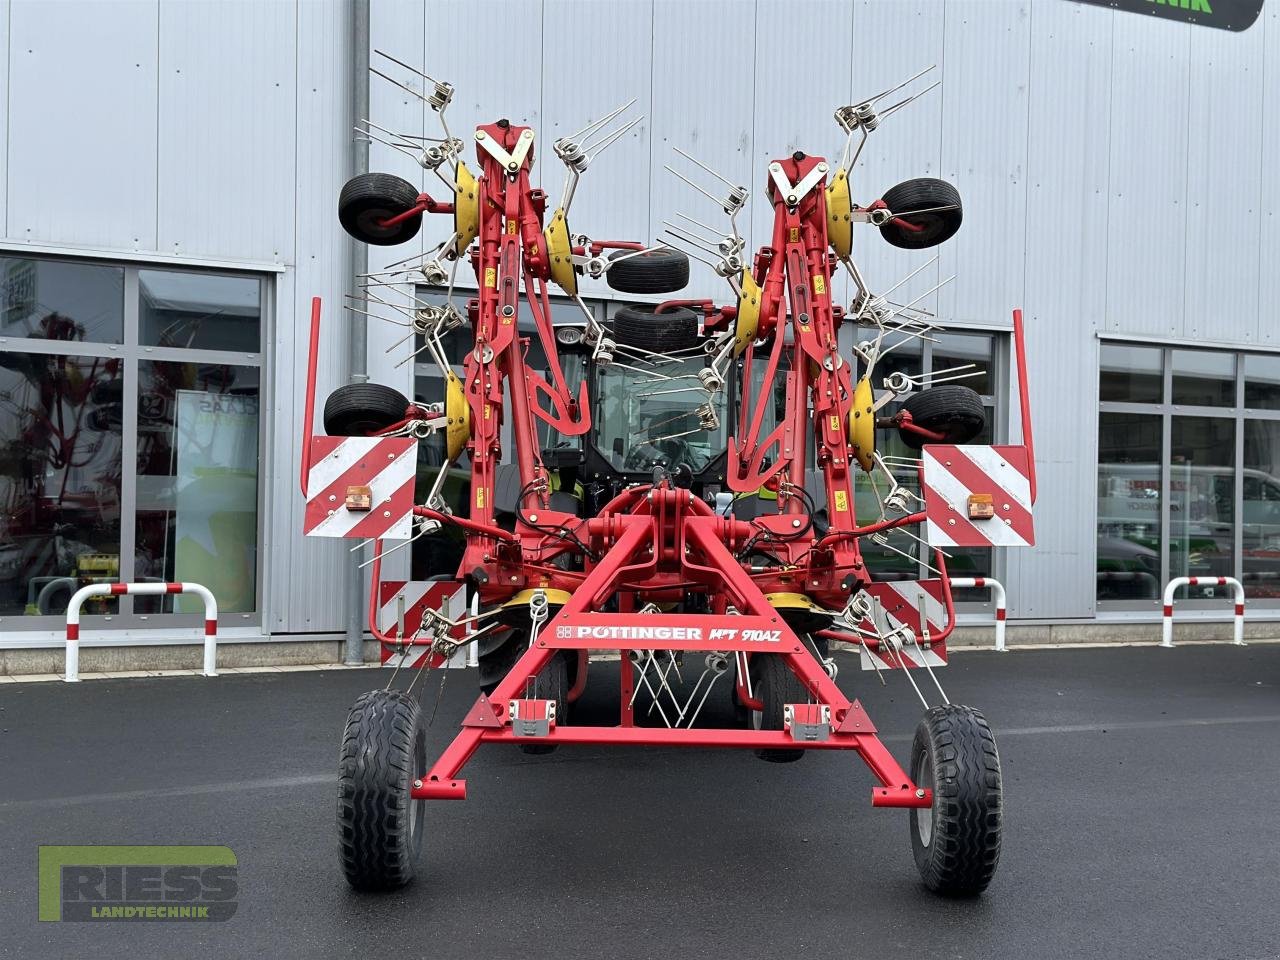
[38,846,238,922]
[1069,0,1263,31]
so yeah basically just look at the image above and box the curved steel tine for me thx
[864,64,936,106]
[879,79,942,120]
[662,218,720,247]
[880,255,939,299]
[886,203,960,218]
[564,98,637,145]
[674,210,727,237]
[884,274,955,324]
[369,66,430,105]
[663,224,720,255]
[607,242,672,265]
[354,126,420,160]
[580,114,642,158]
[344,302,412,328]
[664,164,723,206]
[672,146,739,189]
[373,48,441,85]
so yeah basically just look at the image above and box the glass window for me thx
[0,256,124,344]
[1169,416,1235,599]
[593,354,727,475]
[1100,344,1162,403]
[140,271,261,353]
[0,256,265,628]
[135,360,260,613]
[933,332,992,395]
[1243,354,1280,410]
[1171,350,1234,407]
[1096,412,1162,600]
[0,355,123,616]
[1099,343,1280,607]
[1242,420,1280,599]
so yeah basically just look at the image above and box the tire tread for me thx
[337,690,424,891]
[910,704,1002,895]
[753,655,808,763]
[898,385,986,449]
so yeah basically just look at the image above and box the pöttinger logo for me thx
[39,846,238,922]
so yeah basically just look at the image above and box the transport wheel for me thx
[897,385,985,450]
[610,305,700,353]
[909,704,1002,896]
[517,650,569,756]
[605,248,690,294]
[338,172,422,246]
[750,654,807,763]
[337,690,426,891]
[878,178,962,249]
[323,383,411,436]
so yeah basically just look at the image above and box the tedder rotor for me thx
[300,58,1037,896]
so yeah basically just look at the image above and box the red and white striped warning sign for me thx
[922,444,1035,548]
[303,436,417,540]
[854,579,950,672]
[378,579,469,669]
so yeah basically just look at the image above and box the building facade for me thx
[1,0,1277,666]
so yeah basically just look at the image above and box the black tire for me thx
[750,654,808,763]
[909,704,1002,896]
[478,631,525,696]
[897,385,985,450]
[339,173,422,246]
[611,305,700,353]
[733,636,828,726]
[36,578,75,616]
[605,248,690,294]
[90,378,124,405]
[337,690,426,891]
[323,383,410,436]
[878,178,962,250]
[514,650,569,756]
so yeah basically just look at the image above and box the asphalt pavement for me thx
[1,644,1278,960]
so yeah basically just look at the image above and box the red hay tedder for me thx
[301,57,1036,896]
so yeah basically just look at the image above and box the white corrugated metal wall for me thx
[2,0,1278,634]
[0,0,355,637]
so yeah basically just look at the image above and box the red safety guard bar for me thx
[1012,307,1036,503]
[300,297,321,498]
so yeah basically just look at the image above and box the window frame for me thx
[0,253,271,633]
[1097,337,1280,611]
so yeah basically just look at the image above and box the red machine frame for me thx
[305,78,1037,822]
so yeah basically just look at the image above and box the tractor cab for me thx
[538,317,732,517]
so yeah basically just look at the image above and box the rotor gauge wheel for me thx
[515,650,570,756]
[909,704,1003,895]
[323,383,411,436]
[878,178,962,249]
[749,654,809,763]
[338,172,423,246]
[896,385,986,450]
[610,304,700,353]
[337,690,427,891]
[605,248,691,294]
